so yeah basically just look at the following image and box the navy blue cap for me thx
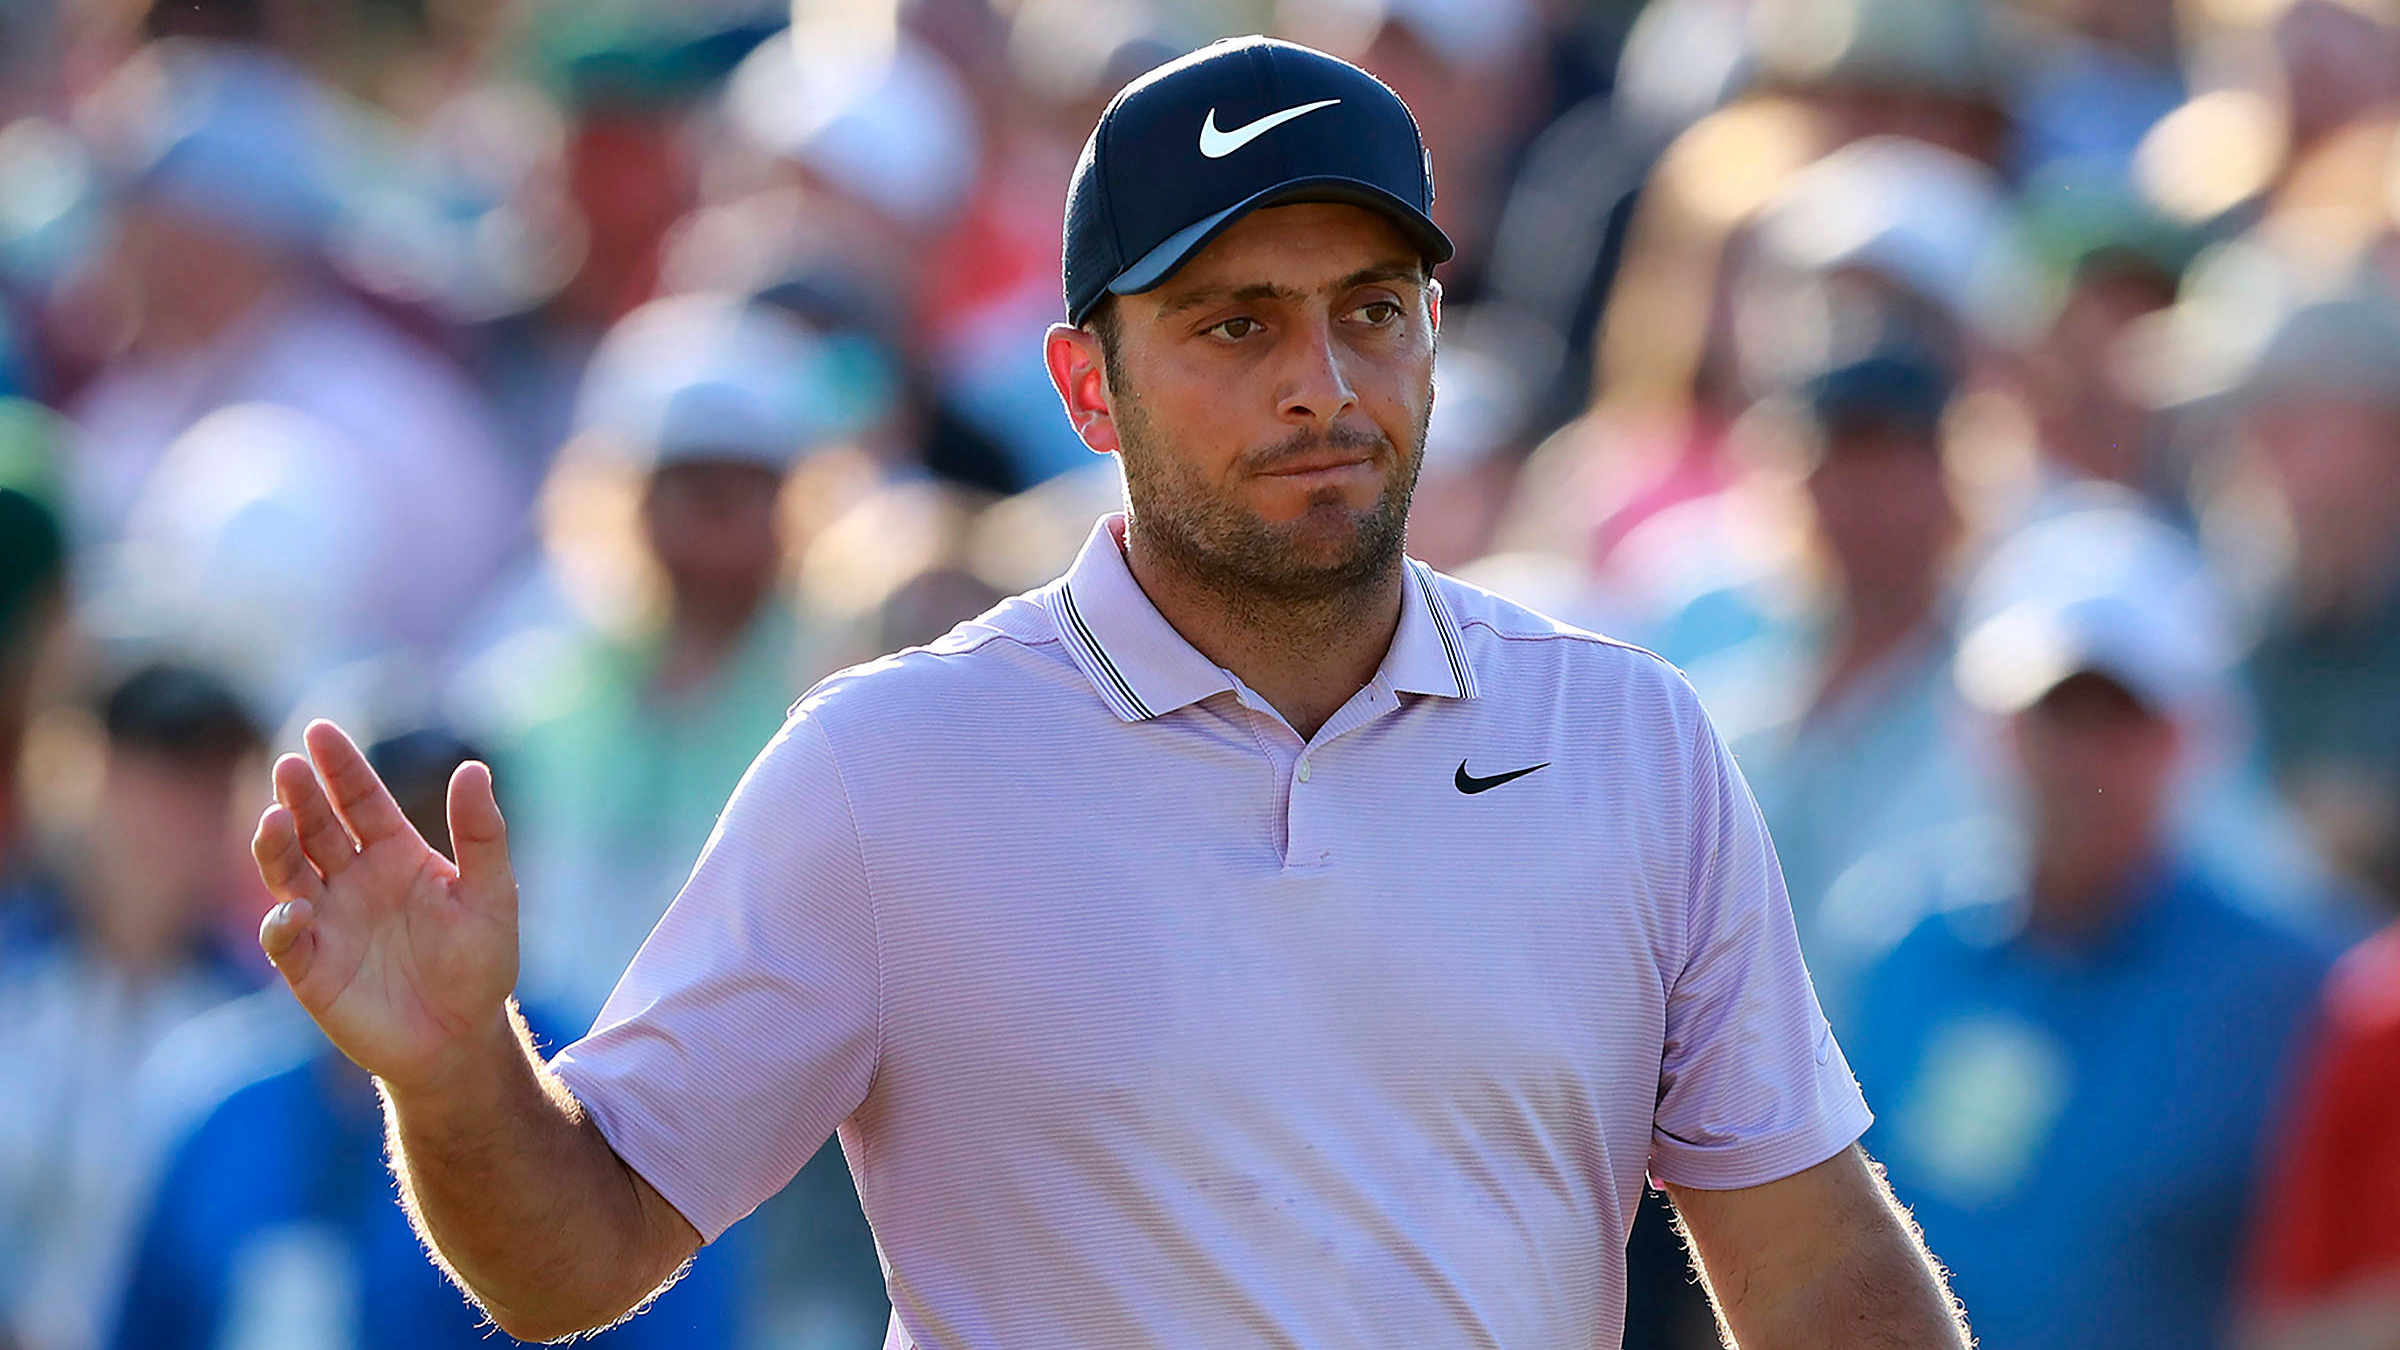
[1802,351,1954,442]
[1062,36,1452,325]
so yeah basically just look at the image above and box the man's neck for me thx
[651,592,769,700]
[2024,840,2155,947]
[1122,536,1405,741]
[1810,580,1939,719]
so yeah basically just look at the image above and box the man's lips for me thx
[1255,452,1375,478]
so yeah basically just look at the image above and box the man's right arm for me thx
[381,1000,700,1343]
[251,722,694,1342]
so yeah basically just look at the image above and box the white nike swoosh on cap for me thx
[1198,99,1342,158]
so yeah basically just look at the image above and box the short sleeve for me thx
[550,711,880,1242]
[1649,701,1873,1190]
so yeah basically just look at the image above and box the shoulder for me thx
[758,589,1085,788]
[2160,868,2341,981]
[1419,563,1701,712]
[791,588,1071,723]
[1830,816,2027,968]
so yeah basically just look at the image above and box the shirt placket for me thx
[1280,676,1406,872]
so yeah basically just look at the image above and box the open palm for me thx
[253,720,520,1093]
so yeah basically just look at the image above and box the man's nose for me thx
[1275,317,1358,427]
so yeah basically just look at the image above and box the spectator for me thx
[469,292,855,1023]
[1472,95,1823,644]
[456,293,889,1341]
[103,728,742,1350]
[1838,513,2336,1350]
[2220,294,2400,908]
[1668,351,1983,979]
[2243,923,2400,1350]
[1747,0,2012,168]
[716,24,1056,493]
[0,660,262,1350]
[2008,186,2191,509]
[66,39,516,673]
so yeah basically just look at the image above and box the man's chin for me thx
[1245,507,1406,588]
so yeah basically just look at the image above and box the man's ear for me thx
[1426,277,1443,334]
[1045,323,1121,456]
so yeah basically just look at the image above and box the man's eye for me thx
[1207,317,1258,340]
[1354,300,1402,324]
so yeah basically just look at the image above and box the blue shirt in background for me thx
[108,994,742,1350]
[1844,858,2333,1350]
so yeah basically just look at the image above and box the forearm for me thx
[1670,1148,1971,1350]
[1715,1208,1970,1349]
[381,1000,695,1342]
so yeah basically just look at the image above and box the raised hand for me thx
[253,720,520,1093]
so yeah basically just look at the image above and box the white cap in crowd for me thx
[573,293,866,474]
[724,29,979,233]
[1955,490,2234,721]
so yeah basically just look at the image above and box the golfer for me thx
[254,37,1970,1348]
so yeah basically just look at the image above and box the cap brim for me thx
[1103,175,1453,303]
[1956,604,2177,718]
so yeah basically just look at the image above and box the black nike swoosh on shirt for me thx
[1455,760,1550,794]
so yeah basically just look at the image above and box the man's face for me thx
[85,744,252,965]
[1051,203,1438,602]
[2008,671,2178,859]
[1803,422,1956,592]
[640,459,788,611]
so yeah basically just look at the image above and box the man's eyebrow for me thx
[1334,260,1427,292]
[1155,282,1296,317]
[1152,260,1427,318]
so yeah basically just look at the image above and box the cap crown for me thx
[1062,37,1444,324]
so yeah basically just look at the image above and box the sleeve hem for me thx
[552,1054,741,1245]
[1648,1097,1875,1192]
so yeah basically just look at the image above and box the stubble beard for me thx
[1114,384,1430,623]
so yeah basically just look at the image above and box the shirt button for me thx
[1296,760,1312,783]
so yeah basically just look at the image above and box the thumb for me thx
[447,761,516,911]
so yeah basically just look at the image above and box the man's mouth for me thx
[1255,448,1377,478]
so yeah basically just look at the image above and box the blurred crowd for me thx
[3,0,2400,1346]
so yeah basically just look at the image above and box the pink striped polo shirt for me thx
[551,513,1871,1349]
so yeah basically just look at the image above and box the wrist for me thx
[382,1002,528,1117]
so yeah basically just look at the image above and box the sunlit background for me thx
[3,0,2399,1346]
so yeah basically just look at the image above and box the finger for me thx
[447,761,517,914]
[252,804,325,904]
[258,896,318,986]
[274,753,354,880]
[303,720,416,848]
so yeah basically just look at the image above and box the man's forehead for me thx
[1146,204,1427,311]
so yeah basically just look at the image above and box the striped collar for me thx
[1049,513,1479,724]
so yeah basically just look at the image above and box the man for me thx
[251,38,1971,1348]
[487,292,852,1026]
[482,292,890,1337]
[1837,504,2335,1349]
[2,661,261,1350]
[69,39,516,674]
[2227,294,2400,907]
[1678,351,1982,1021]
